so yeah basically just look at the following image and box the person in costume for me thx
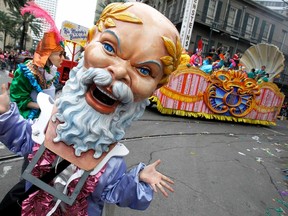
[247,68,256,79]
[257,73,269,83]
[199,56,213,73]
[0,1,181,216]
[228,58,237,69]
[189,48,203,67]
[255,65,268,81]
[8,3,65,174]
[199,55,224,74]
[9,32,64,120]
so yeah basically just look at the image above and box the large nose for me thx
[107,59,131,86]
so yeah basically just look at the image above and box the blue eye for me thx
[103,43,114,53]
[138,67,151,76]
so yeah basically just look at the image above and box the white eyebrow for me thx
[137,60,162,71]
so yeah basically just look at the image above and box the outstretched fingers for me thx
[162,174,174,185]
[160,179,174,193]
[151,174,174,197]
[151,159,161,168]
[140,159,175,197]
[154,180,174,197]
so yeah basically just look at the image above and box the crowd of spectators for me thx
[0,48,33,72]
[182,45,269,83]
[280,102,288,119]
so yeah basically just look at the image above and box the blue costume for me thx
[0,103,153,215]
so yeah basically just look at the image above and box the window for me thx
[206,0,218,24]
[202,37,209,53]
[165,0,174,20]
[226,7,237,32]
[244,15,255,39]
[263,23,272,41]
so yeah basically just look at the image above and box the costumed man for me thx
[247,68,256,79]
[199,56,213,74]
[189,48,203,67]
[10,32,64,120]
[199,55,224,74]
[0,1,182,216]
[257,73,269,83]
[9,1,65,174]
[255,65,268,81]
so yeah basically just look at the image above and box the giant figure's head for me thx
[53,2,182,158]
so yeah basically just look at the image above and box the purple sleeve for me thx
[87,157,153,215]
[0,102,34,156]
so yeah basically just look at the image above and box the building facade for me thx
[253,0,288,17]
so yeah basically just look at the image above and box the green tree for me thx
[3,0,41,51]
[9,7,41,50]
[3,0,26,9]
[0,11,14,50]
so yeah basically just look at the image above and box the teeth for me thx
[97,86,117,100]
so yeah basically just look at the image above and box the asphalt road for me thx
[110,107,288,216]
[0,70,288,216]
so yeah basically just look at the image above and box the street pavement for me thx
[0,71,288,216]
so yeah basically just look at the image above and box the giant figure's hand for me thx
[0,84,10,114]
[139,159,174,197]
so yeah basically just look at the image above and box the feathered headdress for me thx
[20,1,64,67]
[20,1,63,44]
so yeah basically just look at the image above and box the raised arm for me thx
[139,159,174,197]
[0,84,34,156]
[0,84,10,114]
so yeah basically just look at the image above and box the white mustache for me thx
[81,68,133,104]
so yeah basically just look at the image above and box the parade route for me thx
[1,100,288,215]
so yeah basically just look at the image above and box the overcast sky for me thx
[55,0,97,29]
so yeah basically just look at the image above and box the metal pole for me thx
[208,23,214,53]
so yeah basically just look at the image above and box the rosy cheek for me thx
[84,46,107,68]
[132,86,155,102]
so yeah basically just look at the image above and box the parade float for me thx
[150,43,285,125]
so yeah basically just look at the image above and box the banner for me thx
[179,0,199,50]
[61,20,89,47]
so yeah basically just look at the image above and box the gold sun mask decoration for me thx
[88,2,182,85]
[97,3,143,32]
[159,36,182,85]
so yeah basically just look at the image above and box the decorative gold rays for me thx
[160,36,182,84]
[96,3,143,32]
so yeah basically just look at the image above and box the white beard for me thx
[52,56,149,158]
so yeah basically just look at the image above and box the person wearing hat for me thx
[9,31,65,174]
[9,32,65,120]
[0,1,180,215]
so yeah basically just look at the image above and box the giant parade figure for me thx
[0,1,182,215]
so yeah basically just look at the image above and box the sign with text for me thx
[179,0,199,50]
[61,20,89,47]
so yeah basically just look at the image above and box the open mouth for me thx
[85,84,119,114]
